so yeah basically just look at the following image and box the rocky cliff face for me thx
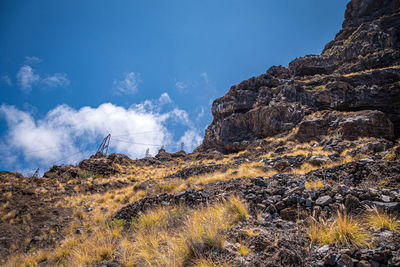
[199,0,400,153]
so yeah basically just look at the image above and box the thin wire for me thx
[50,151,83,166]
[112,131,158,138]
[22,146,61,154]
[111,138,176,147]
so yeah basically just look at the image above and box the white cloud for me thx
[175,81,186,90]
[41,73,70,88]
[0,95,203,169]
[16,61,70,92]
[113,72,140,94]
[158,92,172,105]
[179,129,203,152]
[24,56,42,64]
[196,107,205,121]
[1,75,12,86]
[16,65,40,92]
[200,72,209,84]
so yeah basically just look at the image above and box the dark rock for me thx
[345,194,361,211]
[275,201,286,211]
[254,177,268,187]
[267,204,277,214]
[361,200,400,214]
[337,254,355,267]
[316,195,333,206]
[356,260,371,267]
[294,110,394,142]
[197,0,400,153]
[325,253,341,266]
[341,185,350,195]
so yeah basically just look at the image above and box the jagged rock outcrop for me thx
[198,0,400,153]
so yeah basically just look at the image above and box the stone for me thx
[325,253,341,266]
[345,194,360,211]
[337,254,355,267]
[361,201,400,214]
[275,201,286,211]
[267,205,277,214]
[317,245,330,254]
[356,260,371,267]
[335,194,344,202]
[254,177,268,187]
[341,185,350,195]
[381,195,392,202]
[316,195,332,206]
[245,193,257,200]
[305,198,313,207]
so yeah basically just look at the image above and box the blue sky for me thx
[0,0,349,174]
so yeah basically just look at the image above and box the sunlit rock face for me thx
[199,0,400,153]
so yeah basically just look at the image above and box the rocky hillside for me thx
[198,0,400,153]
[1,0,400,266]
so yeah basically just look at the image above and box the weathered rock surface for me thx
[198,0,400,153]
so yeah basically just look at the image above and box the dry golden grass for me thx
[3,191,12,199]
[73,209,85,220]
[244,227,259,237]
[291,162,320,175]
[4,250,50,267]
[2,195,247,266]
[118,196,249,266]
[155,181,180,193]
[1,210,17,222]
[343,65,399,77]
[308,210,371,248]
[224,195,250,222]
[237,241,250,256]
[365,206,400,232]
[54,236,80,265]
[305,179,324,190]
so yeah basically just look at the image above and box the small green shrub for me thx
[331,132,343,139]
[109,218,127,229]
[78,170,95,179]
[155,183,178,193]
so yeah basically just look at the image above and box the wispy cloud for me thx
[16,65,40,93]
[1,75,12,86]
[175,81,186,90]
[15,57,70,93]
[158,92,172,105]
[196,107,205,121]
[24,56,42,64]
[113,72,141,94]
[200,72,209,84]
[41,73,70,88]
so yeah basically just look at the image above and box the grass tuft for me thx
[305,179,324,190]
[224,195,249,222]
[365,206,400,232]
[308,210,370,248]
[237,241,250,256]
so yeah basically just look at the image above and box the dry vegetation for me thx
[2,135,397,266]
[5,196,248,266]
[308,207,400,248]
[308,210,371,248]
